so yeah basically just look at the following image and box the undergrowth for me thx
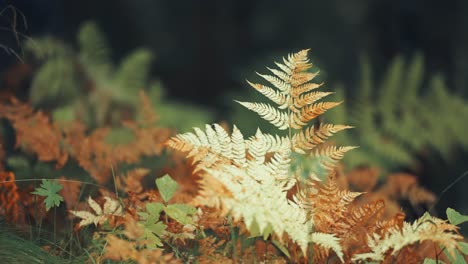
[0,49,468,263]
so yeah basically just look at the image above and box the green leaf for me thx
[32,180,64,211]
[423,259,445,264]
[446,208,468,225]
[459,241,468,255]
[155,174,178,203]
[446,248,466,264]
[143,223,166,249]
[165,204,195,225]
[272,240,291,258]
[143,202,164,223]
[138,202,167,249]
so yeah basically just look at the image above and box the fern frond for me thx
[291,72,319,87]
[256,73,291,93]
[248,129,290,154]
[204,165,311,253]
[310,232,344,262]
[291,81,322,97]
[235,101,289,130]
[231,125,247,165]
[292,124,352,153]
[246,133,269,165]
[295,101,342,123]
[293,91,334,109]
[311,146,358,171]
[78,21,110,67]
[267,67,291,82]
[167,125,248,167]
[352,214,463,262]
[169,50,355,258]
[247,80,288,109]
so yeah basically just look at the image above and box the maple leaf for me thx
[32,179,64,211]
[138,202,167,249]
[69,196,123,227]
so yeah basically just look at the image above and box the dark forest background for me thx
[2,0,468,104]
[1,0,468,219]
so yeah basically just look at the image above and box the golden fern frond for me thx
[352,214,463,262]
[231,125,247,165]
[291,82,322,97]
[311,146,358,172]
[291,72,319,87]
[310,232,344,262]
[247,129,290,154]
[246,133,269,164]
[169,50,354,258]
[296,178,362,221]
[203,164,312,254]
[256,73,291,93]
[264,151,291,179]
[247,80,288,109]
[166,124,248,167]
[292,124,353,153]
[293,91,334,109]
[239,49,346,133]
[294,101,342,123]
[235,101,289,130]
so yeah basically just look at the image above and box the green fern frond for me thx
[325,53,468,171]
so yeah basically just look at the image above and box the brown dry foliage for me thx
[0,98,68,168]
[103,234,181,264]
[343,167,436,219]
[0,93,171,184]
[0,171,21,223]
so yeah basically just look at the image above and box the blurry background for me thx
[1,0,468,220]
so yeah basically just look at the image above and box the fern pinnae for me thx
[297,101,343,124]
[267,67,291,82]
[213,123,233,159]
[193,127,209,146]
[293,91,334,109]
[235,101,289,130]
[292,124,353,152]
[246,80,288,108]
[312,146,358,172]
[230,125,247,166]
[310,232,344,262]
[275,61,293,74]
[205,124,221,152]
[291,81,323,97]
[291,72,320,87]
[256,72,291,93]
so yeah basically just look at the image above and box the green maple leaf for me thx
[138,202,167,249]
[32,179,64,211]
[142,221,167,249]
